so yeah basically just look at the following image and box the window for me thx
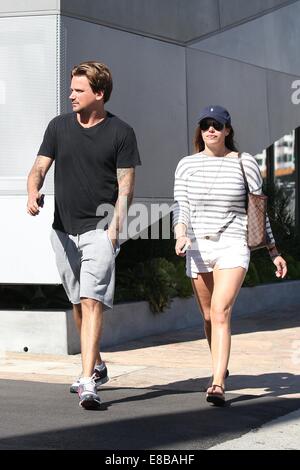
[274,131,296,220]
[254,149,267,181]
[0,15,57,195]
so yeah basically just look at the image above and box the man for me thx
[27,61,141,409]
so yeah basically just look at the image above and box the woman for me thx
[173,105,287,406]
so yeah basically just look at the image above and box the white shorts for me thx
[186,234,250,278]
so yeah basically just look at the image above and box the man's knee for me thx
[81,297,103,312]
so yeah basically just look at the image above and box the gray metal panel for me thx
[0,0,59,15]
[219,0,295,28]
[191,1,300,76]
[186,49,270,155]
[267,70,300,143]
[62,16,187,198]
[60,0,220,43]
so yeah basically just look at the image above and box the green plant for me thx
[243,261,260,287]
[116,257,178,313]
[252,256,280,283]
[282,254,300,280]
[265,182,299,258]
[173,261,193,297]
[265,183,294,239]
[241,181,300,287]
[142,258,177,313]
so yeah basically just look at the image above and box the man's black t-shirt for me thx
[38,112,141,235]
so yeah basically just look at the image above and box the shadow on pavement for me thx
[132,371,300,397]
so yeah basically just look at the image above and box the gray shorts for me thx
[50,228,120,309]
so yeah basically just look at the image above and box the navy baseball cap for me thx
[198,105,231,125]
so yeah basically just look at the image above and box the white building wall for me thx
[0,15,59,283]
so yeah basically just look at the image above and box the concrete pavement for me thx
[0,305,299,449]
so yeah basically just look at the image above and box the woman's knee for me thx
[200,308,211,323]
[210,305,231,325]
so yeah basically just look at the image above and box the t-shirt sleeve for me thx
[116,127,141,168]
[173,159,190,228]
[37,118,56,159]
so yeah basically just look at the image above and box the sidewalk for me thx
[0,305,300,449]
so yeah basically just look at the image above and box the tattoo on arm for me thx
[117,167,135,205]
[108,168,135,239]
[28,156,53,192]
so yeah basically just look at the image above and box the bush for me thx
[265,182,300,259]
[116,257,178,313]
[115,238,194,312]
[173,261,193,298]
[282,254,300,280]
[243,261,260,287]
[241,182,300,287]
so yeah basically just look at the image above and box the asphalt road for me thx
[0,379,300,450]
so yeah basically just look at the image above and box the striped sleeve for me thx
[173,159,190,228]
[242,153,275,245]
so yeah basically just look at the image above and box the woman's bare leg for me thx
[192,272,214,348]
[210,267,246,389]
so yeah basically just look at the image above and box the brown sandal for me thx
[206,369,229,389]
[206,384,225,406]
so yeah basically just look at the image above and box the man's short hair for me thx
[71,61,113,103]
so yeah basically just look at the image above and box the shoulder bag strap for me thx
[238,153,250,194]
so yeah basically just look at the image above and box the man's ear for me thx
[95,90,105,101]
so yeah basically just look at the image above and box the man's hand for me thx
[27,155,53,216]
[107,227,118,249]
[27,192,43,216]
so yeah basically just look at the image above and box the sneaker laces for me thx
[91,370,100,380]
[79,379,97,394]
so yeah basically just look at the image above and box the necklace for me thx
[197,153,225,211]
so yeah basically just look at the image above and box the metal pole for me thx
[266,144,274,193]
[294,127,300,234]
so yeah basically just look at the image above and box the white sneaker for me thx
[78,379,101,410]
[70,364,109,393]
[70,375,82,394]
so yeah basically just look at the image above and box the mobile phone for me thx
[37,194,45,207]
[181,242,190,253]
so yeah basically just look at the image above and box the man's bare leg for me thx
[73,303,102,366]
[80,298,104,378]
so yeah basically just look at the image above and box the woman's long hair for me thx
[194,124,238,153]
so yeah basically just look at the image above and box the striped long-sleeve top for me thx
[173,152,275,244]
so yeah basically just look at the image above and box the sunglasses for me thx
[199,119,225,132]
